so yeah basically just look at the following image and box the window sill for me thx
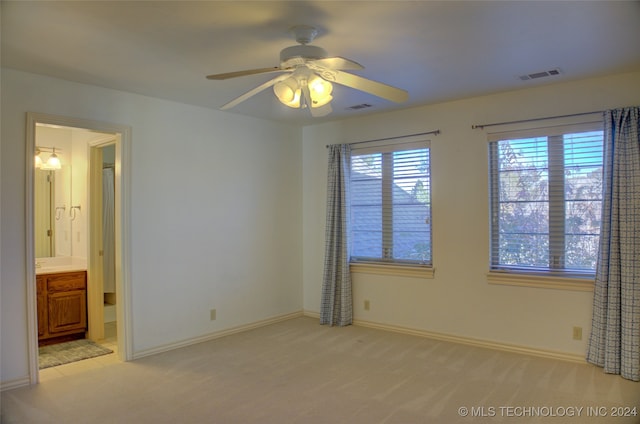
[350,262,434,279]
[487,271,594,292]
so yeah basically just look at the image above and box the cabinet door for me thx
[48,290,87,334]
[36,276,47,338]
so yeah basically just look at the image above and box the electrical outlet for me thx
[364,300,370,311]
[210,309,217,321]
[572,326,582,340]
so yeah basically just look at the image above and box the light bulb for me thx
[46,150,61,170]
[309,76,330,95]
[308,75,333,108]
[35,150,43,168]
[274,77,301,108]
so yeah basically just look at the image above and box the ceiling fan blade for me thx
[206,67,281,80]
[325,69,409,103]
[311,57,364,71]
[220,73,291,110]
[310,102,332,117]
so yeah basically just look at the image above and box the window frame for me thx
[348,137,433,277]
[486,121,603,289]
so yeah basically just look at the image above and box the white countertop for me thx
[35,257,87,275]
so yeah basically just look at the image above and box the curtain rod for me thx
[471,110,603,130]
[326,130,440,148]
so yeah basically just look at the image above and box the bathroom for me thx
[35,123,118,357]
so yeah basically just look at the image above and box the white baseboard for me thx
[304,310,320,319]
[2,310,585,391]
[302,310,585,364]
[133,310,304,360]
[1,376,31,392]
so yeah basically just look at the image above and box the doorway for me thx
[87,141,117,344]
[26,112,132,383]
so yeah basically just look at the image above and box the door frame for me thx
[25,112,133,384]
[86,137,118,342]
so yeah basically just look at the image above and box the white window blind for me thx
[488,122,603,276]
[350,140,431,265]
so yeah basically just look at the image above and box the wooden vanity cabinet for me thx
[36,275,47,338]
[36,271,87,344]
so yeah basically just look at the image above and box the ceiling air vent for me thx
[347,103,373,110]
[518,68,562,81]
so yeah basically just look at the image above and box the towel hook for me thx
[70,205,81,221]
[55,205,66,221]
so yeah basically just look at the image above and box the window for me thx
[350,141,431,267]
[488,124,603,278]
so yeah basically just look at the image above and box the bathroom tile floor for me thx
[38,321,119,382]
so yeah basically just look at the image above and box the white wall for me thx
[302,71,640,356]
[0,69,303,386]
[3,67,639,388]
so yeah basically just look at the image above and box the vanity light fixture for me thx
[36,146,62,170]
[46,148,62,170]
[35,148,44,168]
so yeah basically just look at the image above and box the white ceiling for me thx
[2,1,640,125]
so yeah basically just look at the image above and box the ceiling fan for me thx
[206,25,409,117]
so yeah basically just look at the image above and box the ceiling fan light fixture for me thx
[273,77,301,108]
[308,75,333,107]
[210,24,407,116]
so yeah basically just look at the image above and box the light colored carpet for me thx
[38,340,113,369]
[2,316,639,423]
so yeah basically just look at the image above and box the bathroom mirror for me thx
[35,125,73,258]
[34,169,55,257]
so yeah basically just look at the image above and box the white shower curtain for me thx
[102,167,116,294]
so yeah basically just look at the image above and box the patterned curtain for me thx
[587,106,640,381]
[320,144,353,326]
